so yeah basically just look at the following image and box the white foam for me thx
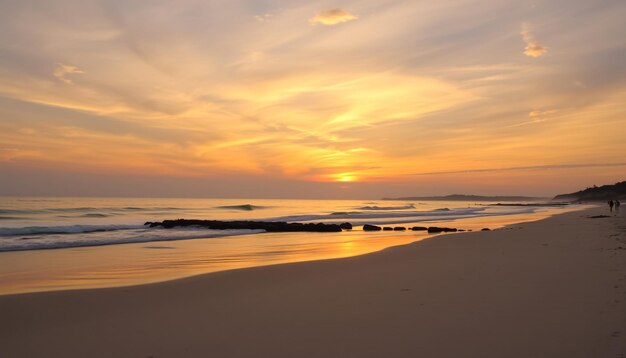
[0,224,145,236]
[0,228,265,251]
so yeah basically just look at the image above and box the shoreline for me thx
[1,206,625,357]
[0,205,584,295]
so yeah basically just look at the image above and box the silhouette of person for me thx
[608,200,614,212]
[616,200,621,212]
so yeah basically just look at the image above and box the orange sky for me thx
[1,0,625,198]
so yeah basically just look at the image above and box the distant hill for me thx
[553,181,626,202]
[382,194,546,201]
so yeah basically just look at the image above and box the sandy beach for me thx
[1,206,625,358]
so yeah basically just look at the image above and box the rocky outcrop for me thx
[363,224,382,231]
[146,219,342,232]
[427,227,458,233]
[339,222,353,230]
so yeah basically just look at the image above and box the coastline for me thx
[1,206,625,357]
[0,204,582,295]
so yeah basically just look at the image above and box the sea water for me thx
[0,197,580,294]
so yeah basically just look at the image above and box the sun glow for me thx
[335,174,357,182]
[1,0,625,197]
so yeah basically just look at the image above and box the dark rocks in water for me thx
[147,219,342,232]
[393,227,406,231]
[339,222,353,230]
[427,227,458,233]
[363,224,382,231]
[458,229,466,232]
[411,226,428,231]
[383,227,393,231]
[481,228,491,231]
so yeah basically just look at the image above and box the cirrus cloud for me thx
[521,23,548,58]
[53,63,84,84]
[310,9,358,26]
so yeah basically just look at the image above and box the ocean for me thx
[0,197,580,294]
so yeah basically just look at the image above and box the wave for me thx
[0,209,38,214]
[80,213,112,218]
[216,204,268,211]
[0,224,145,237]
[262,206,538,225]
[357,204,415,210]
[0,229,266,252]
[0,206,191,216]
[330,211,361,215]
[265,207,488,223]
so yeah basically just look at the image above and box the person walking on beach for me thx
[608,200,614,212]
[616,200,621,212]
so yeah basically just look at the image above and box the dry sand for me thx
[1,206,625,358]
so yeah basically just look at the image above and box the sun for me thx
[335,173,357,182]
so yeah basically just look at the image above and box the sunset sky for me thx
[1,0,625,198]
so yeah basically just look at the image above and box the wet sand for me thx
[1,206,625,357]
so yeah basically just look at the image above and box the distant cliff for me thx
[553,181,626,202]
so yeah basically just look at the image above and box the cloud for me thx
[521,23,548,58]
[53,63,84,84]
[506,109,557,127]
[410,162,626,176]
[310,9,358,26]
[528,109,557,118]
[254,13,272,22]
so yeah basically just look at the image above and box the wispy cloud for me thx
[53,63,84,84]
[521,23,548,58]
[254,13,273,22]
[506,109,557,127]
[0,0,625,195]
[411,163,626,176]
[310,9,358,26]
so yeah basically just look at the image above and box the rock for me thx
[393,227,406,231]
[383,227,393,231]
[146,219,342,232]
[363,224,382,231]
[427,227,458,233]
[411,226,428,231]
[339,222,353,230]
[481,228,491,231]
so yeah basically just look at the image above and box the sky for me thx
[1,0,625,198]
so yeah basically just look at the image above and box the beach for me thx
[1,206,625,357]
[0,197,571,295]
